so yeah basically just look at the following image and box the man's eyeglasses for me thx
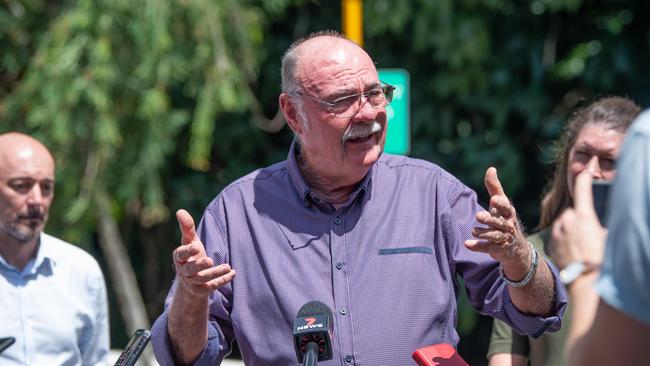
[291,82,396,118]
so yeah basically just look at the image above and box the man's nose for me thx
[586,155,604,179]
[26,185,45,205]
[352,94,377,120]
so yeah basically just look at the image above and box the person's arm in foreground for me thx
[466,168,556,316]
[550,170,605,359]
[554,122,650,364]
[553,170,650,365]
[167,209,236,365]
[571,299,650,365]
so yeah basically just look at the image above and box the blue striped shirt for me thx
[0,233,109,366]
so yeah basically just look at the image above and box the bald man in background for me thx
[0,132,109,366]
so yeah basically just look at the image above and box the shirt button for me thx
[340,308,347,315]
[345,355,353,363]
[336,262,344,270]
[334,217,342,225]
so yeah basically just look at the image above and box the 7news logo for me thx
[296,317,324,331]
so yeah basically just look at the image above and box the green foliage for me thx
[1,0,293,241]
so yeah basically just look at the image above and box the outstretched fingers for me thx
[475,211,511,232]
[203,266,237,290]
[464,239,492,254]
[174,243,203,264]
[177,255,214,278]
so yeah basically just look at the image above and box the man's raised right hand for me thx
[173,209,236,298]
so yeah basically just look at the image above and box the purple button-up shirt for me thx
[152,143,567,366]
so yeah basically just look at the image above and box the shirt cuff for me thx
[500,259,568,338]
[151,311,224,366]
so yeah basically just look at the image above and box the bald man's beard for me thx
[0,214,47,244]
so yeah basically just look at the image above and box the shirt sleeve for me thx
[596,121,650,324]
[81,259,110,366]
[151,308,228,366]
[151,205,235,365]
[487,318,530,359]
[443,181,567,337]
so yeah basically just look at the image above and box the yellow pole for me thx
[342,0,363,47]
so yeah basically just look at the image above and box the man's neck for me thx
[297,152,363,206]
[0,234,40,271]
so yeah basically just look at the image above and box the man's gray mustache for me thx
[342,121,382,143]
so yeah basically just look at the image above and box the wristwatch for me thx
[559,261,600,286]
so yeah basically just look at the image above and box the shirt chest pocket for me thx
[375,246,437,276]
[369,245,451,312]
[378,246,433,255]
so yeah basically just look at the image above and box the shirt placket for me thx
[330,209,356,365]
[19,272,28,364]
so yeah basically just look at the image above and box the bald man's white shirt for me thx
[0,233,109,366]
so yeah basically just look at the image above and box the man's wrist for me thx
[499,241,539,288]
[499,238,533,277]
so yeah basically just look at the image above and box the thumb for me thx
[484,167,505,197]
[176,209,198,245]
[573,170,595,215]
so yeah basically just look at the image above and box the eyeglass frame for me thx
[289,81,396,117]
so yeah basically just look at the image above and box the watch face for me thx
[560,262,586,285]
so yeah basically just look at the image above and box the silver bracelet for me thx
[499,241,539,288]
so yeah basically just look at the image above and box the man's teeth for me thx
[349,133,373,142]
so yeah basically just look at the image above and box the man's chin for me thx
[5,225,42,244]
[346,145,382,170]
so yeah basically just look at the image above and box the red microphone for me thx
[412,344,469,366]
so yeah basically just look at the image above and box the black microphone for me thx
[293,301,334,366]
[0,337,15,355]
[114,329,151,366]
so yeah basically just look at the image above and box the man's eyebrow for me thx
[324,87,359,100]
[7,177,55,183]
[7,177,35,182]
[325,82,382,100]
[367,81,381,89]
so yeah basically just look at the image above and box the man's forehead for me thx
[295,40,377,92]
[296,36,369,65]
[328,47,350,64]
[0,147,55,179]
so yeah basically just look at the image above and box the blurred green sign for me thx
[379,68,410,155]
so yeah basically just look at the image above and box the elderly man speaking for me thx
[151,31,566,366]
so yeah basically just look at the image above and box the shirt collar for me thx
[35,233,56,269]
[286,140,312,204]
[286,140,374,207]
[0,233,55,276]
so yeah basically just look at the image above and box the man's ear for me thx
[279,93,303,135]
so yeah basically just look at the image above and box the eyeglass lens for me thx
[332,85,394,117]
